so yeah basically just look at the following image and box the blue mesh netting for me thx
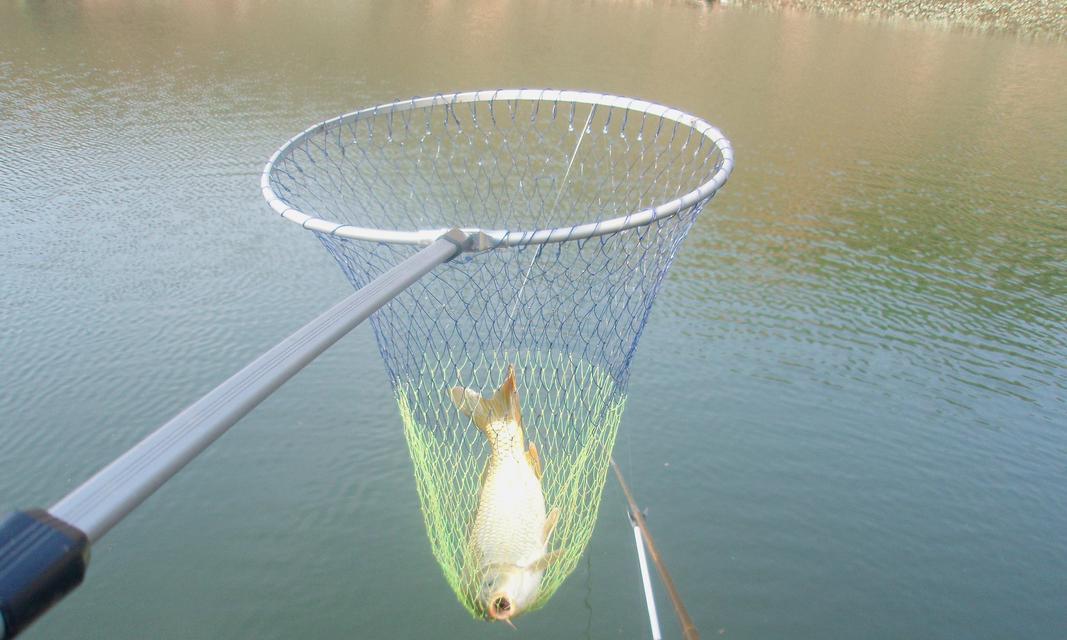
[264,91,730,618]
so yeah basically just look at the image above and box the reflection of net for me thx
[267,92,728,616]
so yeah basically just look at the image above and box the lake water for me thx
[1,2,1065,638]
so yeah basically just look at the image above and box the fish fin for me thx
[486,365,523,436]
[482,562,523,575]
[542,507,560,544]
[451,366,523,442]
[450,386,491,435]
[529,548,565,573]
[526,442,543,479]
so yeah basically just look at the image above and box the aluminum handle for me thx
[49,230,464,542]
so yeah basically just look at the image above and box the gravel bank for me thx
[729,0,1066,38]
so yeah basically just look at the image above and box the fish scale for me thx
[473,432,547,567]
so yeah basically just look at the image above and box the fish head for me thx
[478,564,544,623]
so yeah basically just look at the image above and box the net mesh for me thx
[265,91,728,616]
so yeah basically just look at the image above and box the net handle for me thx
[0,230,468,639]
[261,89,735,249]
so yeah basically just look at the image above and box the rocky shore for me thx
[729,0,1066,38]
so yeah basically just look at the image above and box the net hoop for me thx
[261,89,734,248]
[261,88,735,617]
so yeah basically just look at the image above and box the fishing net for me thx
[262,90,732,616]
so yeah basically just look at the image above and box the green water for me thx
[1,2,1065,638]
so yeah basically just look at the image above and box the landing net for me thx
[262,90,732,616]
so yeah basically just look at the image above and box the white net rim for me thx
[260,89,735,248]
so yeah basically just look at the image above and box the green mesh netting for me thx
[396,352,626,614]
[264,90,731,618]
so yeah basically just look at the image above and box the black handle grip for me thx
[0,510,89,639]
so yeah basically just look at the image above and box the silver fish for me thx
[451,366,562,624]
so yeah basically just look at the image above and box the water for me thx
[1,2,1064,638]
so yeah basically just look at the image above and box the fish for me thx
[450,365,562,625]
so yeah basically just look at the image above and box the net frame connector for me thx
[436,228,497,255]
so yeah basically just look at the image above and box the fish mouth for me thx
[488,594,514,622]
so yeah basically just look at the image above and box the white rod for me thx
[49,231,466,543]
[633,519,663,640]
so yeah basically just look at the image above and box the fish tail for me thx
[450,365,524,443]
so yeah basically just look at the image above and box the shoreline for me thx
[725,0,1066,39]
